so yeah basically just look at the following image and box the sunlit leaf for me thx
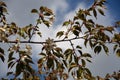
[68,62,77,72]
[77,67,83,78]
[63,21,70,26]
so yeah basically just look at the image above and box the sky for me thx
[0,0,120,79]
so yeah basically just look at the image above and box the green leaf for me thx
[88,19,94,24]
[73,25,81,31]
[39,6,53,15]
[116,21,120,27]
[15,63,22,77]
[116,49,120,57]
[98,8,105,16]
[8,57,15,63]
[84,39,88,47]
[74,56,79,65]
[76,45,82,49]
[89,40,93,48]
[82,53,92,58]
[0,47,4,54]
[8,61,14,69]
[64,49,73,55]
[56,31,64,38]
[102,45,109,55]
[37,19,42,24]
[69,54,72,63]
[0,54,5,62]
[0,1,7,7]
[78,50,82,56]
[53,52,63,58]
[31,9,38,13]
[94,46,102,54]
[37,32,42,37]
[86,59,92,63]
[113,45,118,52]
[47,58,54,69]
[3,7,8,13]
[10,62,16,69]
[105,27,114,33]
[25,58,34,64]
[7,72,13,76]
[38,57,46,65]
[68,62,77,72]
[93,9,97,18]
[8,52,14,60]
[77,67,83,78]
[43,20,51,27]
[39,52,46,56]
[73,30,79,36]
[81,59,86,67]
[63,21,70,26]
[84,68,92,77]
[54,47,62,52]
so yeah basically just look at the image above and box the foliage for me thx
[0,0,120,80]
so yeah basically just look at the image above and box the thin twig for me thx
[69,40,77,56]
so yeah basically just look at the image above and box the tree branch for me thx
[0,37,84,44]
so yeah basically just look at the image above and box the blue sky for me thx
[0,0,120,79]
[107,0,120,21]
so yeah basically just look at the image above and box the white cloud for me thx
[5,0,68,26]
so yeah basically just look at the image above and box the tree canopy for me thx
[0,0,120,80]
